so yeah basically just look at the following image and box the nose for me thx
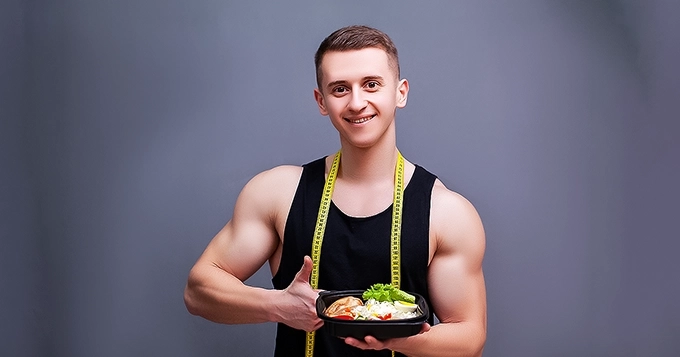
[348,88,367,112]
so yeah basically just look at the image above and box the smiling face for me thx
[314,47,409,149]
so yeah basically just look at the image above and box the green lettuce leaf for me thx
[362,283,416,303]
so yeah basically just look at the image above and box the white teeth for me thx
[348,115,374,124]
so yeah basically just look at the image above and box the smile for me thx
[345,115,376,124]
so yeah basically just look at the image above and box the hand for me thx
[278,256,324,332]
[344,323,431,351]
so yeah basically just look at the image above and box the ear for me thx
[313,88,329,116]
[396,78,409,108]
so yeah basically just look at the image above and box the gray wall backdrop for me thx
[2,1,679,356]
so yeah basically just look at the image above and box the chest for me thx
[331,180,395,218]
[317,203,394,290]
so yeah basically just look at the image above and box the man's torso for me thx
[270,156,437,356]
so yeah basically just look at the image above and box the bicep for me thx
[200,218,278,282]
[428,186,486,325]
[428,248,486,324]
[195,169,296,282]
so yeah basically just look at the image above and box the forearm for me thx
[393,321,486,357]
[184,262,281,324]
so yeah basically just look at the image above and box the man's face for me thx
[314,48,408,149]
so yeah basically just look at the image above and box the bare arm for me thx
[346,180,487,356]
[184,165,324,332]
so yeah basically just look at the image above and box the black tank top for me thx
[272,157,437,357]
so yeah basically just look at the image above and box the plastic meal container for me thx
[316,290,430,340]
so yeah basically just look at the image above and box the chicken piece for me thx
[323,296,363,318]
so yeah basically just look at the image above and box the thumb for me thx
[293,255,314,284]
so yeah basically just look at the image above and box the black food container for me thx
[316,290,429,340]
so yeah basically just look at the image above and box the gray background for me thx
[2,0,679,356]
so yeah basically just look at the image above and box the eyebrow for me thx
[326,75,386,90]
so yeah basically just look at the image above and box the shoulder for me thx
[234,165,304,214]
[240,164,303,201]
[430,180,476,218]
[430,179,486,258]
[247,164,304,187]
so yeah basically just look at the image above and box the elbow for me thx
[184,284,200,316]
[184,271,205,317]
[470,328,486,357]
[472,342,485,357]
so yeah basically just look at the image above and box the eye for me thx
[365,81,380,90]
[332,86,349,95]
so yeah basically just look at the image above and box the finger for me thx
[363,335,381,345]
[363,335,387,350]
[344,336,373,350]
[344,337,361,347]
[419,322,431,334]
[293,255,314,284]
[305,319,323,332]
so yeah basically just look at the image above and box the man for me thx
[184,25,487,356]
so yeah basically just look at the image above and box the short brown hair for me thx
[314,25,400,89]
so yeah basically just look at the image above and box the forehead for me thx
[319,48,395,84]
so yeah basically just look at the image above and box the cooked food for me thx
[324,296,364,319]
[352,299,419,320]
[323,284,421,321]
[394,300,418,313]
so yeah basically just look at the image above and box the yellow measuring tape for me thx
[305,149,405,357]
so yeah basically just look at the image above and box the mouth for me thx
[344,114,376,124]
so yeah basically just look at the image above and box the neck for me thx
[337,141,399,184]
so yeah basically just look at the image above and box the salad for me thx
[323,284,420,321]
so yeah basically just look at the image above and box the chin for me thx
[343,138,382,149]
